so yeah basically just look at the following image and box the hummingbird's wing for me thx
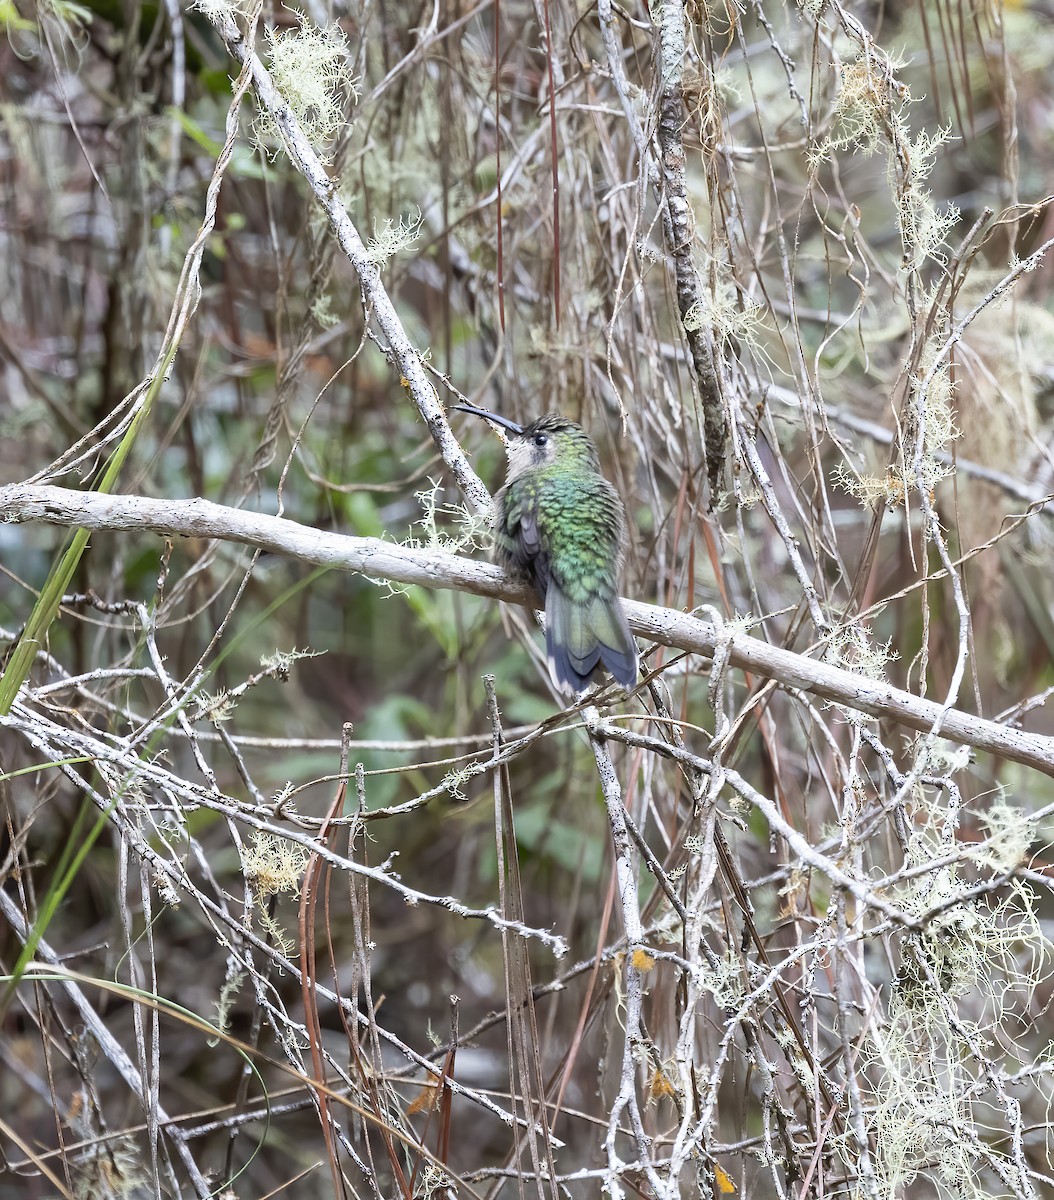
[497,482,551,597]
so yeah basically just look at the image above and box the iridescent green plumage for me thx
[453,407,637,695]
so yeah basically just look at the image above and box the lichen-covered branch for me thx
[3,483,1053,777]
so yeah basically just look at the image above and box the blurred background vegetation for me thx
[2,0,1054,1196]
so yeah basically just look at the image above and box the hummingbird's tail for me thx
[544,582,638,696]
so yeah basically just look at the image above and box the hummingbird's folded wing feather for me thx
[499,482,550,596]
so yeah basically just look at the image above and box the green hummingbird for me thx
[452,404,638,696]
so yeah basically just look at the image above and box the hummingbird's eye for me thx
[533,433,548,447]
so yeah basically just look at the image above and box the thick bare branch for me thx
[3,483,1053,777]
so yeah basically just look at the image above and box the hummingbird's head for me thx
[504,414,601,481]
[451,406,601,481]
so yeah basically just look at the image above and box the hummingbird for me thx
[452,404,638,696]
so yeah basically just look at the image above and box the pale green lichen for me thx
[243,830,309,897]
[255,10,358,162]
[366,209,424,266]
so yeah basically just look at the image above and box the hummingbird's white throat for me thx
[503,431,558,481]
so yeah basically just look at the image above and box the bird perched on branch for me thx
[452,404,637,697]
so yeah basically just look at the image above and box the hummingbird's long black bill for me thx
[450,404,525,436]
